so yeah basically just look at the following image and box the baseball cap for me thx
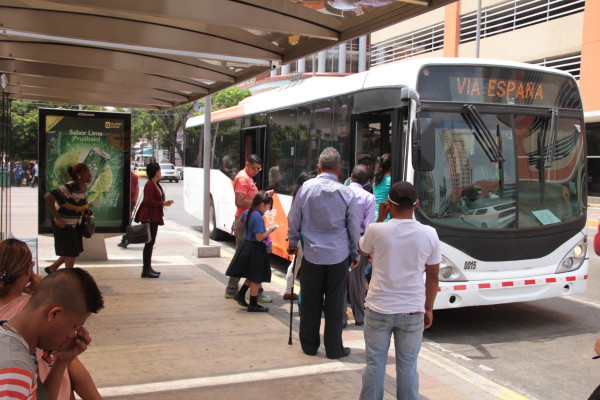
[388,181,417,206]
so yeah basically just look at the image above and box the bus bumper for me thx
[434,262,589,309]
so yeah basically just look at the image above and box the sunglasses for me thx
[249,165,262,171]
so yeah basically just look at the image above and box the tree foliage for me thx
[9,100,91,163]
[131,86,252,164]
[211,87,251,111]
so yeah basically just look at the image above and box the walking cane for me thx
[288,253,297,345]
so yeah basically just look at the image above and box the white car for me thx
[461,200,515,229]
[175,166,184,180]
[159,163,179,183]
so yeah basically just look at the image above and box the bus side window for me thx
[267,109,296,194]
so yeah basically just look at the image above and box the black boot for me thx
[141,267,159,278]
[150,267,161,275]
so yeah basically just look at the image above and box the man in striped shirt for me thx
[0,331,39,399]
[0,268,104,399]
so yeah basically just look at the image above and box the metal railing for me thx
[529,53,581,79]
[370,22,444,66]
[460,0,585,43]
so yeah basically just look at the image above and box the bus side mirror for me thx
[411,118,435,171]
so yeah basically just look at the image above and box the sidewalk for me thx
[9,187,529,399]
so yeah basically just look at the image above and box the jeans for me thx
[360,308,424,400]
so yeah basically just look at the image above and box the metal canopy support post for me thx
[475,0,482,58]
[358,36,367,72]
[203,96,211,246]
[338,43,346,73]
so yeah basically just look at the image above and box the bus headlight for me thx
[556,238,586,274]
[439,256,466,281]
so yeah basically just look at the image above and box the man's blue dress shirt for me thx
[288,172,361,265]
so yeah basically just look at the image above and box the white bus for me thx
[183,58,588,309]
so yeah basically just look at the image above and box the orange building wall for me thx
[443,2,460,58]
[580,0,600,112]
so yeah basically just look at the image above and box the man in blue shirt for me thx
[287,147,361,359]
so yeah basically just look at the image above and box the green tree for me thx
[211,87,251,111]
[131,86,252,165]
[131,104,194,164]
[154,104,194,164]
[10,100,77,163]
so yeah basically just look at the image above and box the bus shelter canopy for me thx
[0,0,455,110]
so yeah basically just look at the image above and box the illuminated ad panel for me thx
[38,108,131,234]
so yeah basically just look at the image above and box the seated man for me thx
[0,268,104,399]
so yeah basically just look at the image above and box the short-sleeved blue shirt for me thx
[240,209,266,242]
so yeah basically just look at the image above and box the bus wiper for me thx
[497,124,504,197]
[462,104,505,162]
[544,108,559,169]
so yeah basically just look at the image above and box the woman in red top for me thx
[135,162,174,278]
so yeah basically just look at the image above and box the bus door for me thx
[352,109,406,182]
[352,111,393,174]
[241,125,267,189]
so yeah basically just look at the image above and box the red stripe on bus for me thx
[454,285,467,291]
[502,282,514,287]
[478,283,491,289]
[524,280,536,285]
[585,275,589,279]
[546,278,557,283]
[566,276,576,281]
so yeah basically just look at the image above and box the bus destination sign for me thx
[453,76,544,103]
[417,65,581,109]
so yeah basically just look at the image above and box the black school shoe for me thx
[247,304,269,312]
[327,347,351,359]
[233,291,248,307]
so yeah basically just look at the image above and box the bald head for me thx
[351,165,369,185]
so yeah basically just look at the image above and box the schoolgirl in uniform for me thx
[226,191,278,312]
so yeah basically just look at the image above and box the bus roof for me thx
[186,57,575,128]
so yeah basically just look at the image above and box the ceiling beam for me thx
[0,59,208,94]
[7,74,189,102]
[7,93,161,110]
[7,85,174,108]
[0,7,283,63]
[0,40,235,82]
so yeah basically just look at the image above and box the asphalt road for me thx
[158,179,600,399]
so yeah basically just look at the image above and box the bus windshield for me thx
[417,109,585,229]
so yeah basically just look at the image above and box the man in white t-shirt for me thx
[358,181,441,400]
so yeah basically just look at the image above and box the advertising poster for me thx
[38,109,131,234]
